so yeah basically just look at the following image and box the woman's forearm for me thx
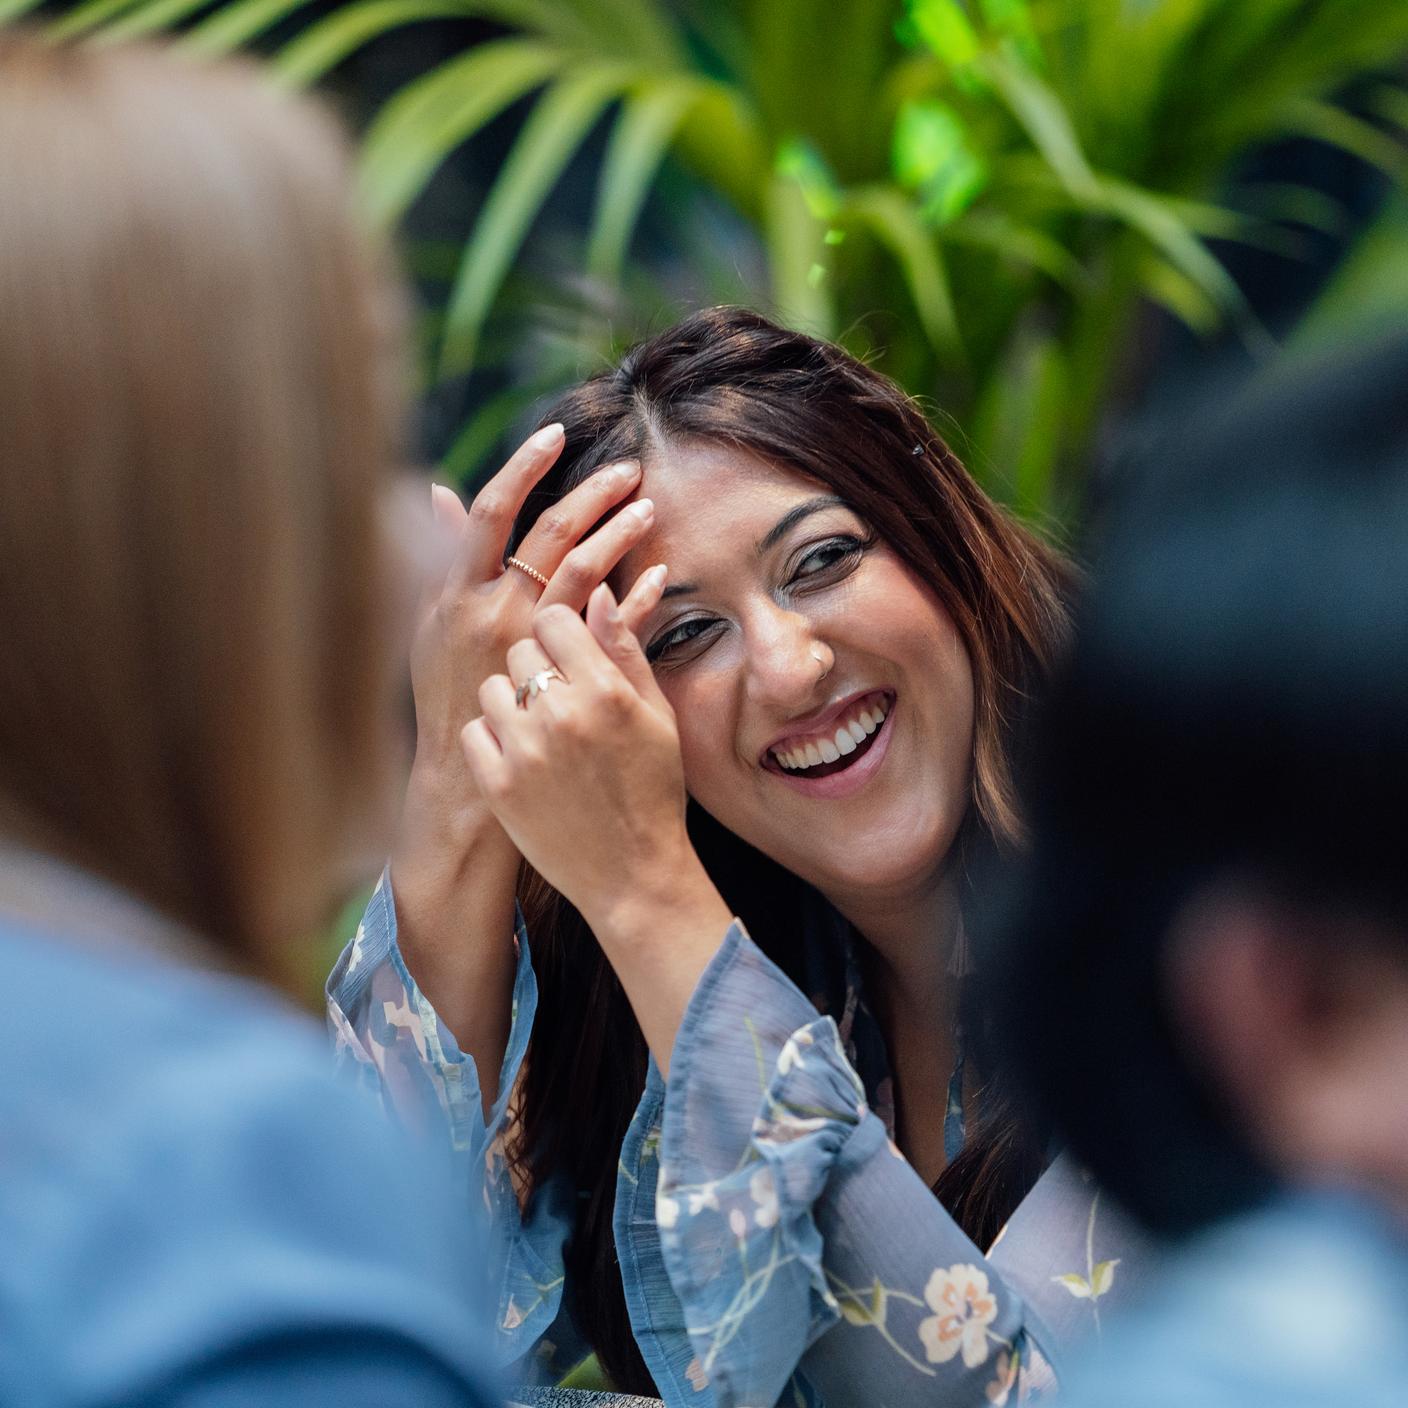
[390,763,523,1116]
[581,851,734,1078]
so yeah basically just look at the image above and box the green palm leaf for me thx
[358,38,566,227]
[845,185,961,356]
[586,79,701,284]
[437,63,635,379]
[270,0,468,86]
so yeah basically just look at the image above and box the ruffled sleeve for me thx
[654,922,1057,1408]
[326,869,584,1381]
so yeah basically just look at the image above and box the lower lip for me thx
[767,703,896,800]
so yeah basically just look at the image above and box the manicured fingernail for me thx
[627,498,654,523]
[609,459,641,483]
[532,422,564,449]
[602,585,621,622]
[646,564,668,592]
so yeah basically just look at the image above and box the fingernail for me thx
[603,585,621,622]
[627,498,654,523]
[532,422,564,449]
[609,459,642,482]
[646,564,668,592]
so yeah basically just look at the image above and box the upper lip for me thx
[758,688,890,764]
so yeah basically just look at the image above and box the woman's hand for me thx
[388,424,652,1078]
[397,425,650,877]
[463,582,734,1074]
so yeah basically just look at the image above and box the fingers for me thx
[585,582,667,705]
[617,562,670,637]
[476,672,521,746]
[510,459,642,594]
[430,482,466,529]
[506,636,557,688]
[530,602,614,686]
[417,483,466,616]
[451,423,565,589]
[536,496,654,613]
[461,716,508,795]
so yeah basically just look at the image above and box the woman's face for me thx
[615,440,975,910]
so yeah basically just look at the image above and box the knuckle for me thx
[536,602,577,631]
[533,510,573,545]
[468,492,506,526]
[554,557,594,596]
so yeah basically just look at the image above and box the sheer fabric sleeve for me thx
[654,922,1104,1408]
[325,869,581,1377]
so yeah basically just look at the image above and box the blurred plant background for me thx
[13,0,1408,526]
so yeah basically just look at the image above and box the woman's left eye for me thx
[791,535,868,585]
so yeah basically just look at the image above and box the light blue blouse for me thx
[329,871,1148,1406]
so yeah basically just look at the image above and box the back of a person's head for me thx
[0,35,409,983]
[996,332,1408,1237]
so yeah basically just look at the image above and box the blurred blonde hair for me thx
[0,34,411,987]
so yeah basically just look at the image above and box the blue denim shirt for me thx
[0,852,499,1408]
[1056,1189,1408,1408]
[329,871,1149,1406]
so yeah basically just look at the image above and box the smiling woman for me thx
[329,308,1146,1406]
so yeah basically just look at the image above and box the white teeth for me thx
[771,694,893,772]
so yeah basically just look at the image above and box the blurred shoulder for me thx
[1057,1192,1408,1408]
[0,914,494,1407]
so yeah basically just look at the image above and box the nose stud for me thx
[811,643,832,682]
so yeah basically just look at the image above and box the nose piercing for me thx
[811,644,832,682]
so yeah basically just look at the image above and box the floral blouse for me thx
[327,872,1147,1407]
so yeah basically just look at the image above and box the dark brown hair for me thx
[509,307,1071,1390]
[0,36,409,986]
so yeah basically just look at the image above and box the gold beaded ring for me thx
[505,555,549,589]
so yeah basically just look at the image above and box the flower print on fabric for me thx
[918,1264,999,1368]
[332,876,1149,1406]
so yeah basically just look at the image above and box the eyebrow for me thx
[659,495,849,601]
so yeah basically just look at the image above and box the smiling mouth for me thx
[764,691,893,780]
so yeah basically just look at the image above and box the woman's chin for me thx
[793,833,955,907]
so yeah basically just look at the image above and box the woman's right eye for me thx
[646,617,721,665]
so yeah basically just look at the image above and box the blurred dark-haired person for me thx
[0,35,498,1408]
[999,337,1408,1408]
[331,305,1153,1406]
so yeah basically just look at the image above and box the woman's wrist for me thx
[579,840,731,956]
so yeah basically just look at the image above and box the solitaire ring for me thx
[514,667,566,708]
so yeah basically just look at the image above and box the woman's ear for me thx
[1167,886,1408,1208]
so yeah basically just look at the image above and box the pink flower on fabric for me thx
[917,1264,998,1368]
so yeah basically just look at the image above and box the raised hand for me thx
[389,425,652,1071]
[464,582,734,1074]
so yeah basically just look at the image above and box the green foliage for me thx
[41,0,1408,520]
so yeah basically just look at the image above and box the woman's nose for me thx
[743,606,831,712]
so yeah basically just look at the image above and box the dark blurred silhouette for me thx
[995,332,1408,1407]
[0,34,496,1408]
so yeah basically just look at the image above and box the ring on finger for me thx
[505,555,549,590]
[514,667,566,708]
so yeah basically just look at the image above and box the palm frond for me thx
[585,79,701,283]
[358,38,565,226]
[437,63,635,378]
